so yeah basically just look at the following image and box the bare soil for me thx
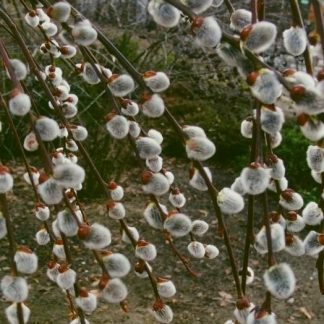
[1,162,324,324]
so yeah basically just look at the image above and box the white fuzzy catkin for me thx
[5,303,31,324]
[109,183,124,201]
[240,164,271,195]
[184,0,213,14]
[57,209,81,237]
[306,145,324,172]
[146,155,163,173]
[82,62,100,84]
[103,253,131,278]
[157,279,177,298]
[128,121,141,138]
[66,140,79,153]
[148,129,164,144]
[106,115,129,139]
[23,132,38,152]
[42,22,58,37]
[136,137,162,159]
[169,190,186,208]
[191,219,209,236]
[0,171,13,194]
[142,94,165,118]
[254,224,285,254]
[204,244,219,259]
[311,170,322,184]
[36,228,50,245]
[121,100,139,116]
[142,173,170,196]
[189,167,212,191]
[217,187,244,214]
[246,309,277,324]
[62,103,78,119]
[148,0,180,28]
[8,59,27,80]
[109,74,134,97]
[70,318,90,324]
[1,275,28,302]
[182,125,206,138]
[269,156,285,180]
[302,201,324,225]
[291,86,324,115]
[47,262,60,282]
[36,8,50,24]
[102,278,128,303]
[284,70,315,89]
[75,291,97,314]
[194,17,222,48]
[240,118,253,139]
[14,249,38,274]
[285,235,305,257]
[304,231,324,256]
[187,241,205,258]
[9,92,31,116]
[250,70,283,104]
[164,213,192,238]
[260,105,285,134]
[152,302,174,323]
[279,190,304,211]
[283,26,307,56]
[25,11,40,28]
[57,268,77,290]
[72,20,97,46]
[269,132,282,148]
[52,241,66,260]
[263,263,296,299]
[35,204,50,221]
[270,212,286,228]
[243,21,277,54]
[230,9,252,32]
[186,137,216,161]
[233,302,255,324]
[231,177,247,196]
[35,117,60,141]
[135,241,157,261]
[60,45,77,59]
[23,169,39,186]
[143,202,166,230]
[71,126,88,141]
[165,170,174,185]
[82,223,112,250]
[38,178,63,205]
[53,163,85,189]
[299,117,324,142]
[48,2,71,22]
[144,71,170,92]
[286,213,305,232]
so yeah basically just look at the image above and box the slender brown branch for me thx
[223,0,235,14]
[251,0,258,24]
[0,193,24,324]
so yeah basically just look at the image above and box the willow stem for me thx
[0,193,24,324]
